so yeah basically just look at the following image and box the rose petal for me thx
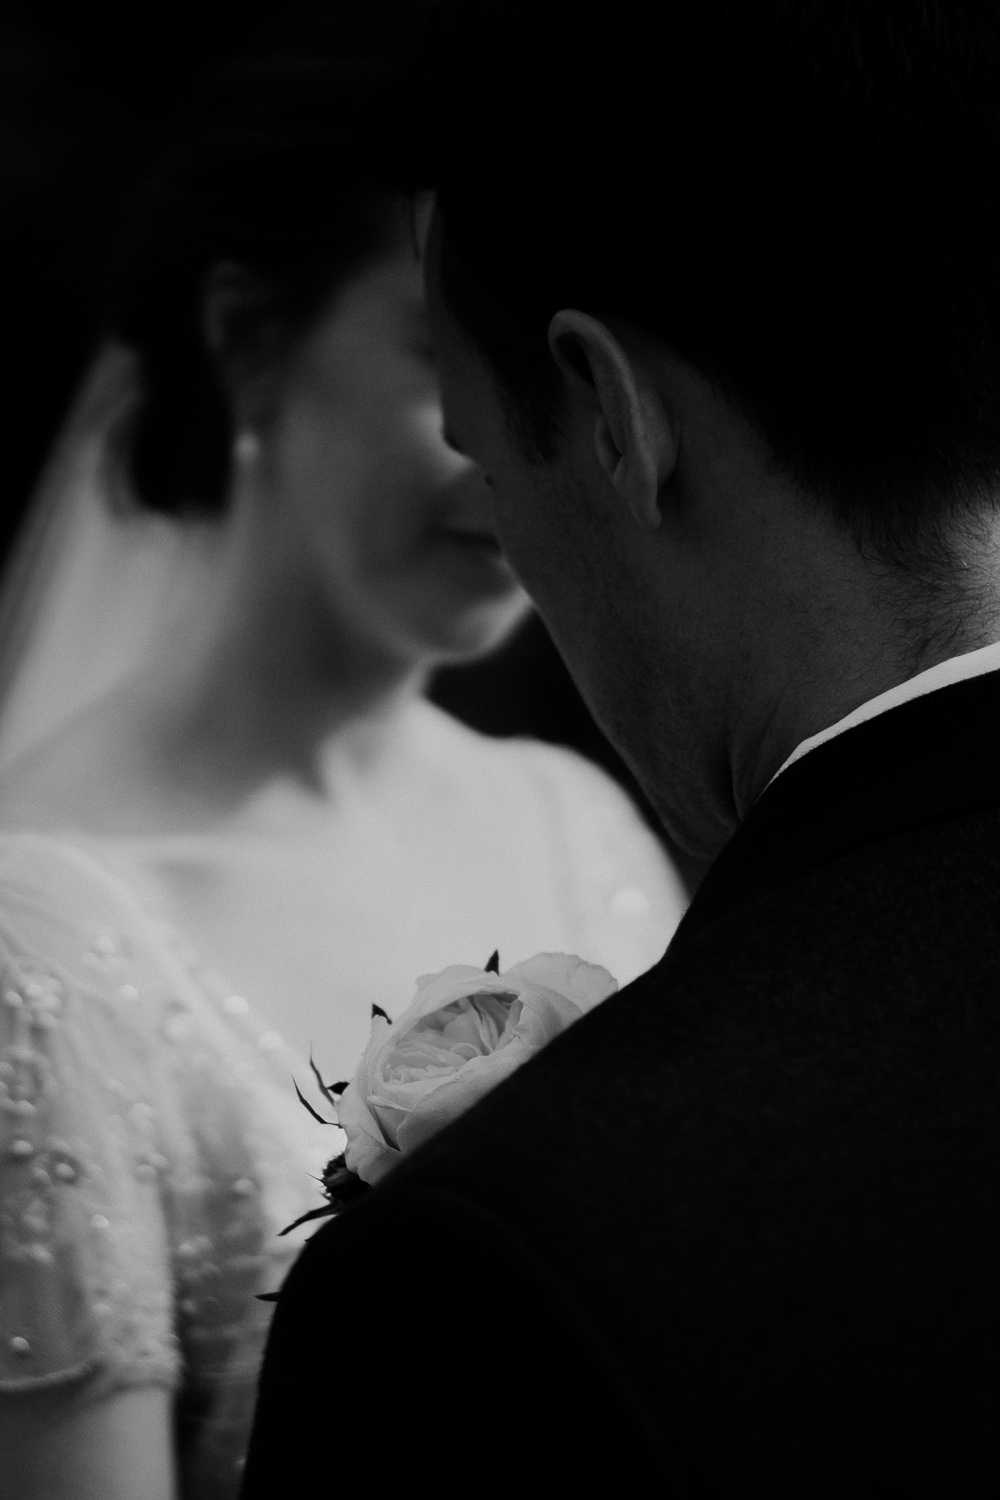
[506,953,618,1014]
[340,1091,402,1182]
[394,1039,533,1156]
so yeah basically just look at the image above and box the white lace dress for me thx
[0,836,330,1497]
[0,738,684,1495]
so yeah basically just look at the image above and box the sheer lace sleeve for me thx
[0,838,181,1396]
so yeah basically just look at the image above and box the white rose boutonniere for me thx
[340,949,617,1185]
[280,951,617,1240]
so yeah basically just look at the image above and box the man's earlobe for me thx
[548,309,674,530]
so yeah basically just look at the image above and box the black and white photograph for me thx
[2,3,999,1495]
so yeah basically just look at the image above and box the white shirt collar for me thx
[769,638,1000,787]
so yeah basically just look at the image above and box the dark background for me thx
[2,1,283,560]
[0,2,701,886]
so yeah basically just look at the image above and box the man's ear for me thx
[201,262,283,425]
[547,309,675,529]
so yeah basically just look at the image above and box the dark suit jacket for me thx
[241,674,1000,1497]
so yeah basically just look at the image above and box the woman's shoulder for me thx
[0,830,181,1394]
[0,817,241,1108]
[0,826,307,1401]
[0,828,196,1056]
[0,828,152,937]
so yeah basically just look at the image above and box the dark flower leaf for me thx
[280,1056,372,1239]
[485,950,500,974]
[308,1050,342,1113]
[331,1174,370,1205]
[371,1003,391,1022]
[322,1169,356,1195]
[277,1203,340,1236]
[293,1078,331,1126]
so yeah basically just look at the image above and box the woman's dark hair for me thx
[110,2,431,517]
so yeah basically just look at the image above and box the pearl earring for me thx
[233,429,261,465]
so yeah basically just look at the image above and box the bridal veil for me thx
[0,343,206,768]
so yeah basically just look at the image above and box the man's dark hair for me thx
[391,0,1000,561]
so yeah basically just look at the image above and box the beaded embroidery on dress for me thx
[0,832,328,1498]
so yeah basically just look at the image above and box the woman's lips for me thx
[429,523,516,591]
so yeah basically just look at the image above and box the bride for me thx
[0,6,686,1497]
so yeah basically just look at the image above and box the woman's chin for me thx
[399,587,532,666]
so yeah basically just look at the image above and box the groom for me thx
[243,3,1000,1492]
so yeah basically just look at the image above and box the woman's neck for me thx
[108,516,431,813]
[0,497,443,840]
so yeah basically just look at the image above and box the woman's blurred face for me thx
[255,236,530,669]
